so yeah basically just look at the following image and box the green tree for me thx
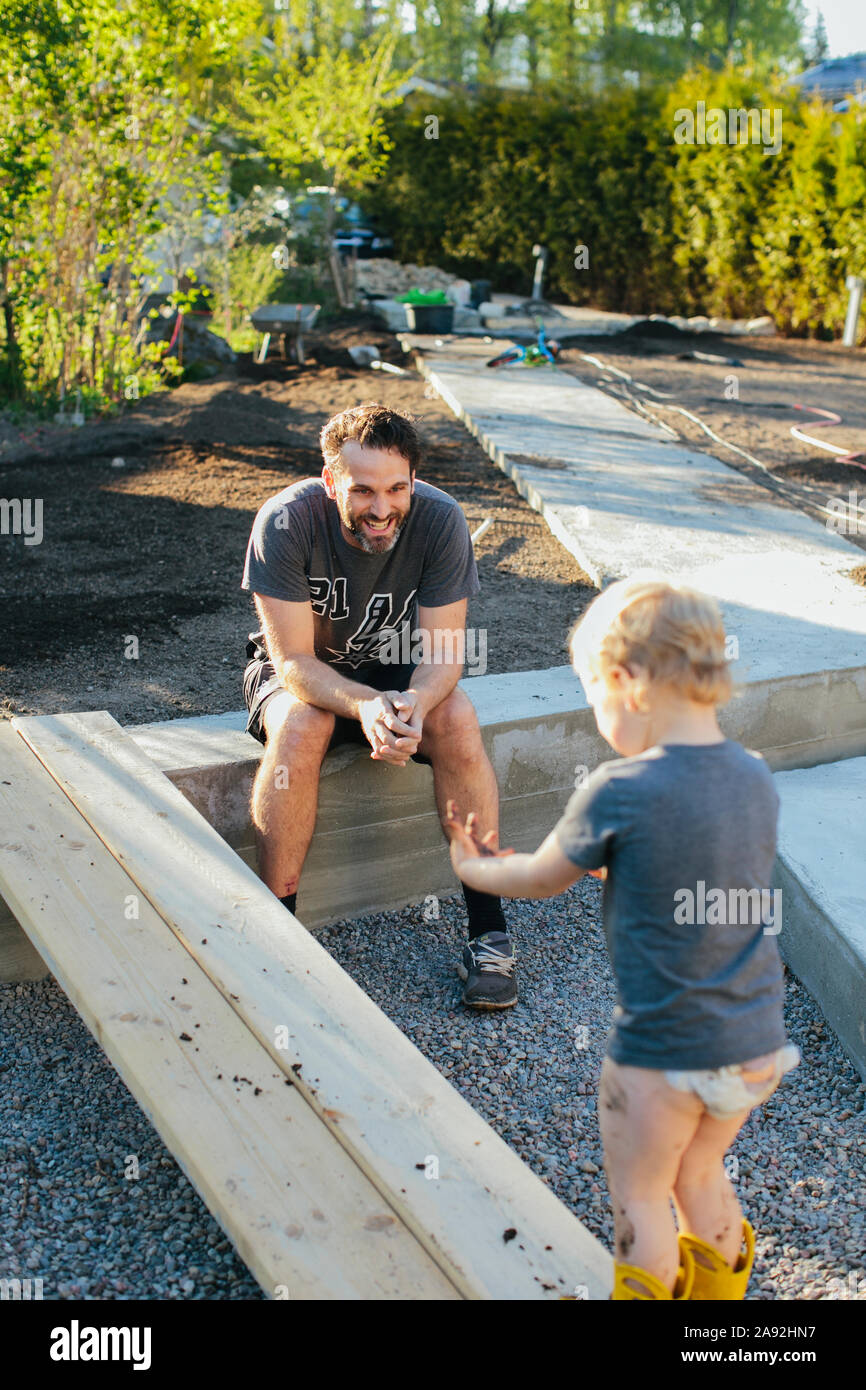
[231,13,409,299]
[636,0,806,78]
[403,2,479,84]
[0,0,257,406]
[752,97,866,335]
[0,0,73,396]
[806,11,829,65]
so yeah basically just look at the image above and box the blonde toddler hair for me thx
[569,576,733,708]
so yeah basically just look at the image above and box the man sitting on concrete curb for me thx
[240,401,517,1009]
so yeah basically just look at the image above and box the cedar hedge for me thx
[363,69,866,339]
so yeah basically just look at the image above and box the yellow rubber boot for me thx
[612,1247,695,1300]
[679,1219,755,1300]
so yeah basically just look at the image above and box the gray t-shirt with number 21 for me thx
[241,477,480,672]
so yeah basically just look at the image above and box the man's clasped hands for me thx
[358,691,423,766]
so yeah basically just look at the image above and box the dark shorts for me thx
[242,648,432,765]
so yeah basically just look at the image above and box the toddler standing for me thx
[445,578,799,1299]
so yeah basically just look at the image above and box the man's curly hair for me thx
[319,402,421,476]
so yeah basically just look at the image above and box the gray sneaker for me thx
[457,931,517,1010]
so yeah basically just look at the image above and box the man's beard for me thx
[340,497,411,553]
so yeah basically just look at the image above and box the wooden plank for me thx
[0,894,49,980]
[13,710,612,1300]
[0,726,459,1300]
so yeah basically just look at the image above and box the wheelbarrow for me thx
[250,304,321,365]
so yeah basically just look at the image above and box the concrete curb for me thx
[775,758,866,1080]
[4,661,866,979]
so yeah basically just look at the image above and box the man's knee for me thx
[420,689,486,765]
[263,692,335,753]
[422,687,481,743]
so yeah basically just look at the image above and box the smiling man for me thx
[240,401,517,1008]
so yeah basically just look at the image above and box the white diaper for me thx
[664,1044,800,1119]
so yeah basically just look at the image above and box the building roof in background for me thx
[395,76,450,99]
[789,51,866,103]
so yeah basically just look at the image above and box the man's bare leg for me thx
[418,687,499,836]
[419,688,515,1007]
[251,691,335,898]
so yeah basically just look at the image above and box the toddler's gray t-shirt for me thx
[242,477,479,672]
[554,741,787,1070]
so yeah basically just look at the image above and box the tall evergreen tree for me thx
[807,11,830,65]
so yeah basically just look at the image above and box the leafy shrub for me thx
[365,73,866,337]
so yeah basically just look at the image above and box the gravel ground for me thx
[320,886,866,1302]
[2,879,863,1300]
[0,980,260,1300]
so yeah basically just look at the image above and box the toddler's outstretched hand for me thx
[444,799,515,877]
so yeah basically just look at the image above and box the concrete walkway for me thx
[410,340,866,693]
[477,300,775,339]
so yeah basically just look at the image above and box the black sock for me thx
[280,892,297,916]
[462,883,508,940]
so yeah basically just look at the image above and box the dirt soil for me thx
[558,326,866,562]
[4,317,864,726]
[0,314,595,726]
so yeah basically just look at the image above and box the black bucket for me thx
[405,303,455,333]
[470,279,492,308]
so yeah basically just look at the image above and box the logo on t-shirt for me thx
[317,586,418,669]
